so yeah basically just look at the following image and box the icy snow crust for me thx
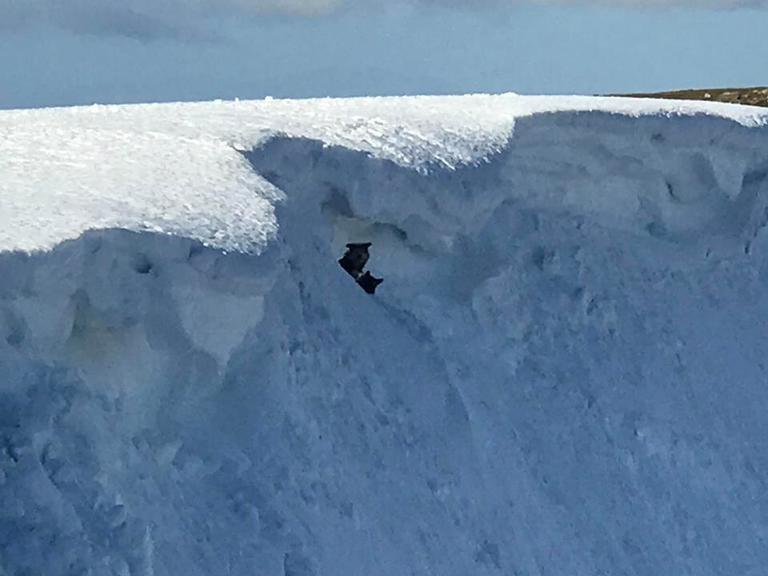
[3,95,768,575]
[1,94,767,253]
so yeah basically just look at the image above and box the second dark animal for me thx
[357,271,383,294]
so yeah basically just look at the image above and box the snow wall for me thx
[3,101,768,576]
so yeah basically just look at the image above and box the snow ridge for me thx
[2,94,767,253]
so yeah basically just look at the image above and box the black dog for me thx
[338,242,371,279]
[338,243,383,294]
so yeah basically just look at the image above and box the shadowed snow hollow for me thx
[2,95,768,576]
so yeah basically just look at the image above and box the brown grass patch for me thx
[615,87,768,108]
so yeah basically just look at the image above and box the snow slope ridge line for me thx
[2,94,768,254]
[248,110,768,255]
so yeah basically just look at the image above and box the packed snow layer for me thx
[3,96,768,576]
[1,94,767,252]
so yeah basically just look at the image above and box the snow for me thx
[1,94,767,252]
[3,94,768,575]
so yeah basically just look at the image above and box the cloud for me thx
[0,0,344,39]
[0,0,764,39]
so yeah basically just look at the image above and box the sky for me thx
[0,0,767,109]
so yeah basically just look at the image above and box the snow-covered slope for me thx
[2,95,768,576]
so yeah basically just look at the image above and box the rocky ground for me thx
[619,86,768,107]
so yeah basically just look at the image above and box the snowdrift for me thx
[2,95,768,575]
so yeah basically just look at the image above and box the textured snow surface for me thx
[3,95,768,576]
[1,93,767,252]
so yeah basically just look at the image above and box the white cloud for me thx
[221,0,344,16]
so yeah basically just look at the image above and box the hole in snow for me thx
[133,254,153,275]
